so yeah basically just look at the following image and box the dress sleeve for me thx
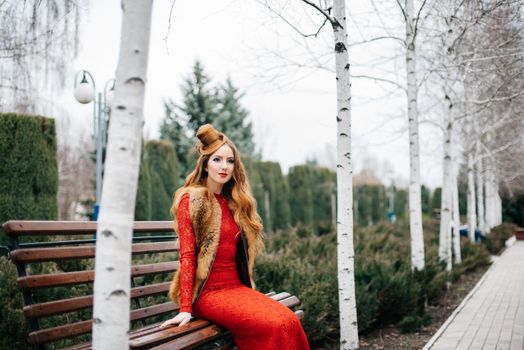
[177,194,196,313]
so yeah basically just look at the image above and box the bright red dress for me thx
[177,192,310,350]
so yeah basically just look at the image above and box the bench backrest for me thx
[3,220,178,349]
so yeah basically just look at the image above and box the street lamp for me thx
[74,70,115,221]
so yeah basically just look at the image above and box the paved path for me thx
[424,241,524,350]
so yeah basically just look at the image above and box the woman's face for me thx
[205,144,235,189]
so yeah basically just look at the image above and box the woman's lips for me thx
[219,173,228,177]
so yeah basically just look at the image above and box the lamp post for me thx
[74,70,115,221]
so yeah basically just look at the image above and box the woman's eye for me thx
[228,159,234,164]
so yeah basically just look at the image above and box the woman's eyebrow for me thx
[213,155,234,159]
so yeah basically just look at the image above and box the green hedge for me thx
[0,113,58,245]
[0,113,59,349]
[255,219,493,347]
[482,223,517,255]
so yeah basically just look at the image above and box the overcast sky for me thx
[67,0,445,188]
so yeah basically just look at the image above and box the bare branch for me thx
[299,0,336,26]
[255,0,331,37]
[352,74,407,92]
[471,90,524,105]
[163,0,178,55]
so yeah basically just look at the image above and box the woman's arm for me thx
[159,194,195,329]
[177,194,196,313]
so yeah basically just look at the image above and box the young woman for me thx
[159,124,310,349]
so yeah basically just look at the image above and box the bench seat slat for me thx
[24,282,172,319]
[11,241,180,263]
[28,301,178,344]
[62,310,304,350]
[18,262,179,289]
[150,310,304,350]
[150,324,226,350]
[3,221,173,236]
[28,319,92,345]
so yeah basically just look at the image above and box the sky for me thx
[67,0,445,189]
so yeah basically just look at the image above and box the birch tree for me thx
[465,115,477,242]
[476,142,486,234]
[285,0,360,347]
[451,162,461,264]
[331,2,359,347]
[460,0,524,234]
[92,1,154,348]
[398,0,427,271]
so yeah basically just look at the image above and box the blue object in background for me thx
[459,224,483,242]
[388,209,396,224]
[93,203,100,221]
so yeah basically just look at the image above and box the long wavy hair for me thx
[171,124,263,238]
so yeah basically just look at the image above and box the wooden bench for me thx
[3,220,304,350]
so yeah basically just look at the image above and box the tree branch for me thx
[299,0,337,26]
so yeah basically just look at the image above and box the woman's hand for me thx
[159,312,193,329]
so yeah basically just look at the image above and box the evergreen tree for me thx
[159,102,192,178]
[149,170,171,220]
[288,165,314,226]
[311,166,336,223]
[256,161,291,231]
[160,61,217,178]
[134,150,152,221]
[267,162,291,230]
[394,188,409,220]
[431,187,442,214]
[160,61,257,179]
[0,113,58,348]
[243,157,266,228]
[0,114,58,245]
[215,78,256,158]
[146,140,180,220]
[421,185,431,215]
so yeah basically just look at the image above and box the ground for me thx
[357,266,488,350]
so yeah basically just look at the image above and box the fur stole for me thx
[168,185,264,306]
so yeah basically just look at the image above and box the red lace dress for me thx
[177,192,310,350]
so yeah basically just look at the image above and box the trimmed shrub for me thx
[482,223,517,255]
[256,218,492,346]
[0,113,59,349]
[0,113,58,245]
[0,257,29,349]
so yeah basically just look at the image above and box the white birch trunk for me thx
[405,0,425,271]
[484,158,494,232]
[486,159,500,229]
[439,3,456,271]
[495,192,502,226]
[452,163,461,264]
[439,119,453,271]
[476,143,486,235]
[333,0,359,348]
[467,150,477,242]
[92,1,153,349]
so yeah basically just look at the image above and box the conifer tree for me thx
[215,78,256,158]
[288,165,314,226]
[160,61,257,179]
[267,162,291,230]
[146,140,180,220]
[135,150,152,221]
